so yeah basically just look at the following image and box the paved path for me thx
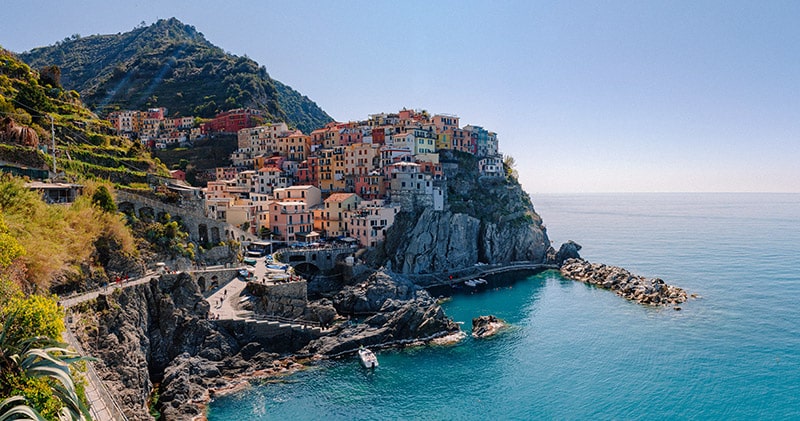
[207,275,250,320]
[59,273,159,308]
[206,256,300,320]
[62,322,129,421]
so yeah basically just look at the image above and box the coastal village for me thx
[107,106,505,247]
[0,21,696,420]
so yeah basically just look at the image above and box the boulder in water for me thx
[471,315,507,339]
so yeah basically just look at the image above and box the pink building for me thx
[215,167,238,181]
[432,114,460,133]
[269,201,313,242]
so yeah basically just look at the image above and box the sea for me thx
[207,193,800,420]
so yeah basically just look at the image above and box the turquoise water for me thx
[207,193,800,420]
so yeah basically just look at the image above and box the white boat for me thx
[358,347,379,368]
[464,279,478,287]
[476,278,488,285]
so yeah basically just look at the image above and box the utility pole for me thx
[49,115,56,175]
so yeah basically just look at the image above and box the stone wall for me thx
[248,281,308,318]
[191,268,241,293]
[115,190,256,243]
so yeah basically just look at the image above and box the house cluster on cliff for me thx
[202,108,505,247]
[107,107,202,148]
[107,107,270,149]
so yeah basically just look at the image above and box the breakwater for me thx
[560,258,687,306]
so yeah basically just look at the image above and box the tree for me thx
[14,84,53,119]
[39,66,62,90]
[503,154,519,180]
[90,186,116,213]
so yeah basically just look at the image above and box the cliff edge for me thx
[380,150,550,275]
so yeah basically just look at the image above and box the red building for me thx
[354,172,386,200]
[169,169,186,181]
[371,127,388,145]
[417,161,443,180]
[201,108,265,134]
[295,157,319,187]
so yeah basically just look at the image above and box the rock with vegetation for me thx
[0,177,143,294]
[19,18,332,133]
[75,273,237,420]
[381,150,550,275]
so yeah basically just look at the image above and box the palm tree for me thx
[0,313,92,421]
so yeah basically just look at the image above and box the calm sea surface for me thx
[207,193,800,420]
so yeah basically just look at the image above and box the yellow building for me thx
[318,147,346,192]
[318,193,361,237]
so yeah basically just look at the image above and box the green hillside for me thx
[19,18,332,133]
[0,47,169,186]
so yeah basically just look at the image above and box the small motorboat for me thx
[358,347,379,368]
[464,279,478,287]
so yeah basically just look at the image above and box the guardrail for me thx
[63,323,130,421]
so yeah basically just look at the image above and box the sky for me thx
[3,0,799,193]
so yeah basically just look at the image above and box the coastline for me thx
[199,330,467,419]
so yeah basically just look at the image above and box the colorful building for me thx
[268,201,314,243]
[315,193,361,237]
[347,200,401,247]
[273,185,322,207]
[201,108,265,134]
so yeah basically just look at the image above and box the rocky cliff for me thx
[381,151,550,275]
[73,269,461,419]
[73,274,238,420]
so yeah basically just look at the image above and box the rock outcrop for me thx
[383,207,549,275]
[560,258,688,306]
[301,270,460,356]
[379,150,550,276]
[471,315,507,339]
[76,269,461,418]
[547,240,583,266]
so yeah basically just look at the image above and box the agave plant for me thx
[0,313,92,421]
[0,396,44,421]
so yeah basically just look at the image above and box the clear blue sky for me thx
[3,0,799,193]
